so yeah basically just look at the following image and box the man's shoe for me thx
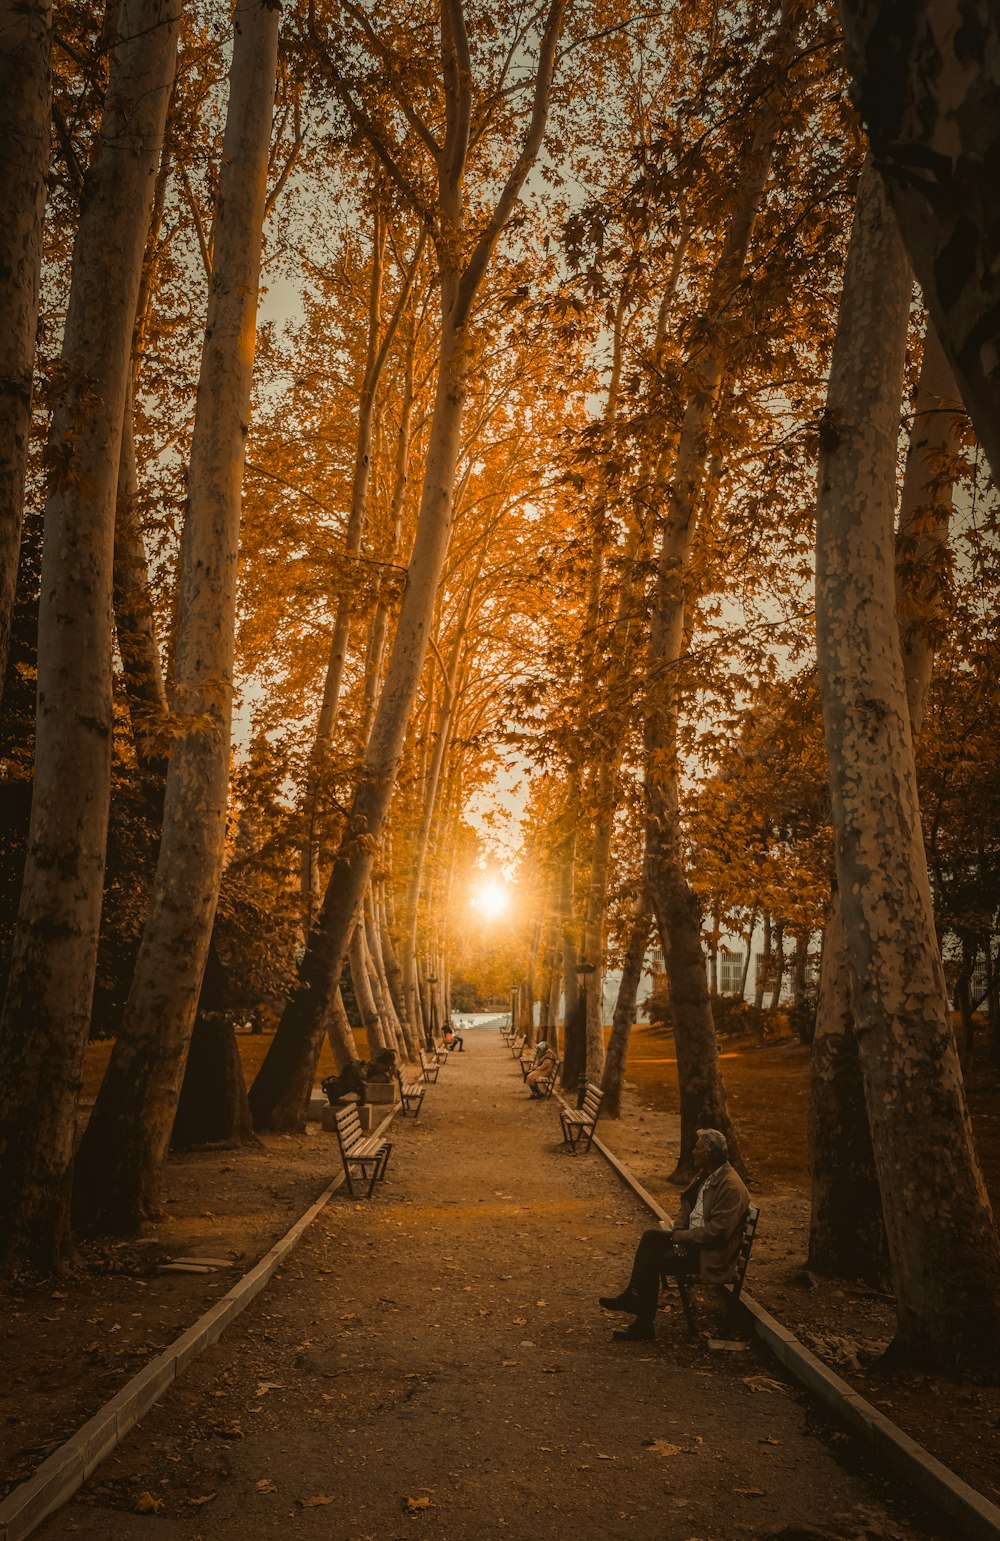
[599,1292,638,1312]
[612,1321,655,1342]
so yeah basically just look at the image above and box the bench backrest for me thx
[418,1049,436,1068]
[334,1103,364,1153]
[580,1084,604,1119]
[735,1205,760,1285]
[538,1057,560,1095]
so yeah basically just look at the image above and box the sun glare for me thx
[473,880,509,919]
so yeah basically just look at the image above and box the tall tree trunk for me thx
[602,895,652,1119]
[300,223,424,917]
[73,0,279,1233]
[808,318,962,1281]
[113,377,168,765]
[349,924,386,1055]
[807,897,889,1286]
[895,324,962,736]
[0,0,51,698]
[0,0,180,1271]
[738,910,757,1000]
[768,920,785,1012]
[249,0,567,1131]
[815,155,1000,1369]
[754,911,772,1009]
[835,0,1000,487]
[170,937,254,1148]
[249,297,469,1128]
[643,4,797,1183]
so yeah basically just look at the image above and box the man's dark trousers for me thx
[626,1229,698,1326]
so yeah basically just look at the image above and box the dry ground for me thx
[1,1023,997,1539]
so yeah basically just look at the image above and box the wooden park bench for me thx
[332,1102,392,1199]
[665,1204,761,1337]
[418,1048,441,1083]
[559,1083,605,1153]
[430,1037,450,1064]
[509,1032,526,1059]
[500,1021,517,1046]
[395,1066,426,1119]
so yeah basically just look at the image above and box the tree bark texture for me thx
[807,323,959,1282]
[170,937,254,1149]
[0,0,180,1270]
[895,322,962,737]
[114,377,168,768]
[807,898,889,1286]
[836,0,1000,486]
[602,897,652,1118]
[73,0,279,1233]
[815,155,1000,1367]
[0,0,51,698]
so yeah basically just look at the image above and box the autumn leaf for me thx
[642,1439,685,1456]
[135,1491,165,1513]
[404,1495,433,1512]
[189,1494,216,1506]
[256,1478,278,1494]
[212,1419,244,1438]
[299,1494,335,1507]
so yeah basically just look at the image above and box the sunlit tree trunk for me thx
[836,0,1000,487]
[815,155,1000,1368]
[0,0,180,1271]
[602,894,651,1118]
[73,0,279,1232]
[350,924,386,1054]
[0,0,51,697]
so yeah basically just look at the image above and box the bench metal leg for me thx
[673,1277,698,1336]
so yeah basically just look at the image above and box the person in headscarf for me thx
[525,1041,556,1098]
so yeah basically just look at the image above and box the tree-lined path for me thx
[41,1030,940,1540]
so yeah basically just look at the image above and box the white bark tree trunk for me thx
[816,156,1000,1368]
[73,0,279,1233]
[0,0,181,1270]
[0,0,51,696]
[836,0,1000,485]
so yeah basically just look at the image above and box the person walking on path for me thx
[599,1128,749,1341]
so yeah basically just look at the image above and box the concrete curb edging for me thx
[584,1122,1000,1541]
[0,1107,398,1541]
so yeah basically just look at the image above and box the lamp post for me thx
[575,961,596,1107]
[428,975,439,1045]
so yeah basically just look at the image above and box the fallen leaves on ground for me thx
[189,1494,216,1506]
[211,1419,245,1438]
[404,1495,433,1512]
[135,1491,165,1513]
[741,1375,788,1394]
[255,1478,277,1494]
[299,1493,335,1507]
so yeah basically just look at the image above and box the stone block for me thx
[364,1080,395,1105]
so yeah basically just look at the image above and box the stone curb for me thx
[0,1107,398,1541]
[585,1122,1000,1541]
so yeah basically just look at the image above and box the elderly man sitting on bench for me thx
[598,1127,748,1342]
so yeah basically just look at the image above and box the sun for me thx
[472,879,510,919]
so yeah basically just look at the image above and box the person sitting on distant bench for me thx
[443,1023,464,1052]
[525,1041,556,1098]
[598,1128,749,1341]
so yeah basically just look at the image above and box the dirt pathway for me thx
[41,1030,945,1541]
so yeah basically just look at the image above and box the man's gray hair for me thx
[697,1128,728,1155]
